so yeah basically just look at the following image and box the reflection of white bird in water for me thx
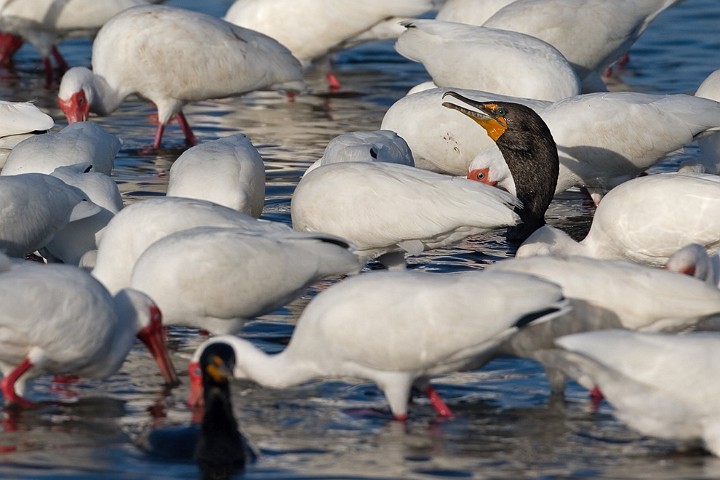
[58,5,304,149]
[0,253,178,407]
[188,270,569,420]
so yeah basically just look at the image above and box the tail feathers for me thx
[515,298,572,329]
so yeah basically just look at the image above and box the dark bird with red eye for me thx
[442,91,559,243]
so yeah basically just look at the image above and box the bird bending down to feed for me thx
[552,329,720,456]
[0,254,178,407]
[483,0,684,89]
[223,0,440,91]
[0,173,102,259]
[441,90,558,243]
[166,134,266,217]
[487,254,720,393]
[0,0,166,83]
[57,5,304,149]
[188,270,569,421]
[129,227,361,334]
[395,20,581,101]
[90,196,293,295]
[516,173,720,266]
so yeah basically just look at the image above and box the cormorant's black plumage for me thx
[195,342,248,480]
[442,92,559,244]
[492,101,558,242]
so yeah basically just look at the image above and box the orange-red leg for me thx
[1,358,33,407]
[426,384,453,417]
[175,111,197,146]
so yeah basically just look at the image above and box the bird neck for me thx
[200,384,241,440]
[516,225,588,258]
[81,291,139,378]
[496,126,559,243]
[196,385,246,476]
[234,341,319,389]
[86,73,125,117]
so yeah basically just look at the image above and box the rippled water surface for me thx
[2,1,720,478]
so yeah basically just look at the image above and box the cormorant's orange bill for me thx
[206,355,232,384]
[441,91,508,142]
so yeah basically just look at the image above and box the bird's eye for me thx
[496,107,506,116]
[475,171,485,180]
[194,367,201,377]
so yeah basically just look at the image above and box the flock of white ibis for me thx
[0,0,720,473]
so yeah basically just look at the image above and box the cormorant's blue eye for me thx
[497,107,506,116]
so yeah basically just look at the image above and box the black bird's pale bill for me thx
[441,91,508,142]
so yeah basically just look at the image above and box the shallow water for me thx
[1,0,720,478]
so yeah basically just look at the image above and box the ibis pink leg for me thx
[152,122,166,150]
[326,72,341,91]
[425,385,453,417]
[175,111,197,146]
[43,57,53,86]
[590,386,604,411]
[51,46,68,72]
[1,358,33,407]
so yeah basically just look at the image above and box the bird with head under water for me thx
[187,270,570,421]
[441,91,559,243]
